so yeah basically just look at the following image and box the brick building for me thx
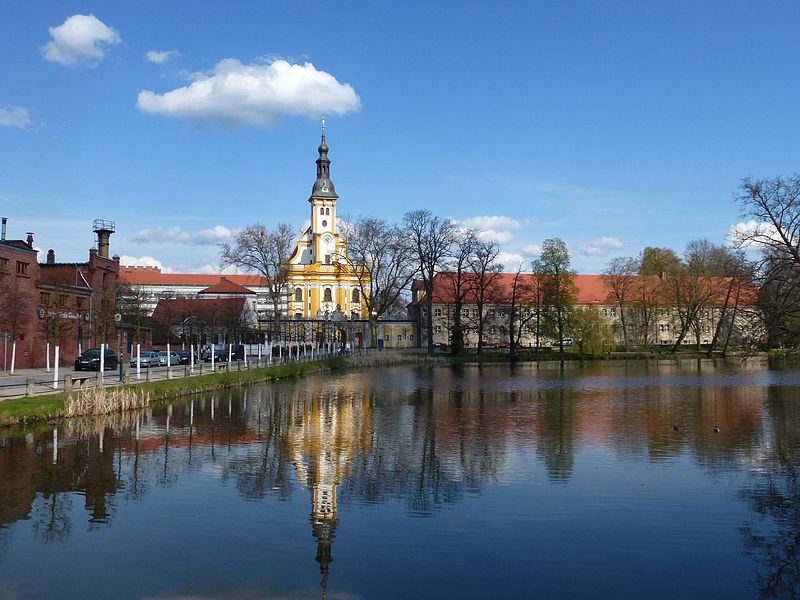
[0,218,120,369]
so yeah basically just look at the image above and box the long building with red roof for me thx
[411,271,760,350]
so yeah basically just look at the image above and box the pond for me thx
[1,359,799,599]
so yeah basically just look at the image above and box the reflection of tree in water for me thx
[536,388,577,483]
[739,386,800,599]
[32,492,73,544]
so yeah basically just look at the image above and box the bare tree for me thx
[117,283,149,345]
[220,223,295,340]
[602,256,639,350]
[661,240,719,352]
[340,216,418,347]
[403,210,456,354]
[733,175,800,346]
[503,264,538,358]
[0,275,29,349]
[440,229,478,355]
[470,238,503,354]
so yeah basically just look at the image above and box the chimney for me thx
[92,219,115,259]
[26,232,34,247]
[1,217,6,241]
[47,249,55,264]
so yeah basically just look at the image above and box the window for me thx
[320,207,324,214]
[434,308,441,317]
[602,309,608,316]
[384,334,390,341]
[16,261,28,275]
[499,326,506,334]
[409,334,414,341]
[75,297,85,309]
[324,288,333,302]
[490,326,496,334]
[352,289,360,303]
[435,326,442,334]
[610,308,617,317]
[295,288,303,302]
[0,258,7,271]
[397,334,402,341]
[488,309,496,317]
[40,292,51,304]
[461,309,469,317]
[326,208,330,215]
[325,254,331,264]
[58,294,68,306]
[322,220,328,227]
[422,308,428,317]
[659,324,670,332]
[464,326,470,334]
[472,309,478,317]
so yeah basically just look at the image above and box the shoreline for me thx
[0,352,426,429]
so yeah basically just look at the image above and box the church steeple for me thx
[310,117,338,200]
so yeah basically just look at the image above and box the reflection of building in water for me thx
[283,386,372,594]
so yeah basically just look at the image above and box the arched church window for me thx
[326,208,330,215]
[352,289,360,303]
[324,288,333,302]
[295,288,302,302]
[320,207,324,214]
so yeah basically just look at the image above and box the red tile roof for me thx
[150,297,247,324]
[198,277,256,295]
[119,266,266,288]
[424,272,757,306]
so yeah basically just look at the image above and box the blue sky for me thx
[1,1,799,273]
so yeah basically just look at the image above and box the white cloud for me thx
[454,215,528,245]
[0,104,32,128]
[578,236,624,257]
[497,251,525,269]
[131,225,233,246]
[726,220,781,248]
[521,244,542,256]
[41,14,121,66]
[459,216,525,231]
[118,255,171,272]
[137,58,361,128]
[145,50,179,64]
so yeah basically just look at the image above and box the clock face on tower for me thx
[324,235,333,244]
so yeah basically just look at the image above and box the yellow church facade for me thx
[285,123,370,321]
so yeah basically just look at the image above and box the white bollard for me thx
[46,342,51,372]
[99,343,105,380]
[53,346,60,389]
[136,343,141,379]
[211,343,215,370]
[167,343,171,367]
[228,344,232,364]
[10,341,16,374]
[190,345,194,371]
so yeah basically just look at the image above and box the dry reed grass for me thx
[65,387,151,418]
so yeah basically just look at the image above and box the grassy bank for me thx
[0,352,421,428]
[439,348,765,363]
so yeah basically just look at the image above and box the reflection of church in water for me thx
[284,386,372,594]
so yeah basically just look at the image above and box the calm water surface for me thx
[1,359,799,599]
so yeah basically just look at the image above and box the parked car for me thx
[203,344,245,362]
[176,350,192,365]
[129,351,161,368]
[75,348,119,371]
[157,350,181,366]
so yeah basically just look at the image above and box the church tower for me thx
[308,117,340,265]
[285,120,369,323]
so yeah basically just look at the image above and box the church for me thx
[285,120,369,321]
